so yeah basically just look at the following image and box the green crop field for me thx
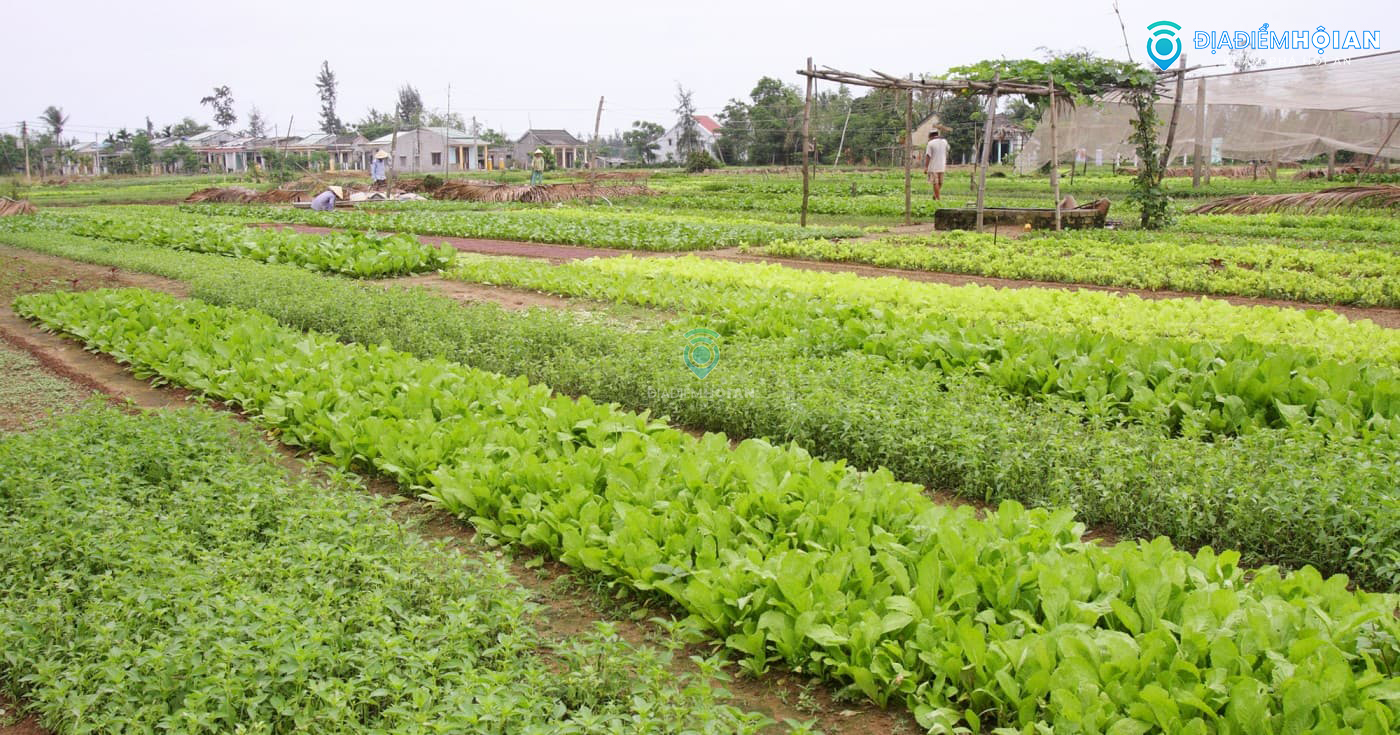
[2,163,1398,734]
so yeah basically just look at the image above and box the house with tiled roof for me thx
[652,115,722,163]
[514,129,587,168]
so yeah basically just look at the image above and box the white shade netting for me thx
[1015,51,1400,173]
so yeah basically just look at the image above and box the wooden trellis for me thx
[796,61,1064,229]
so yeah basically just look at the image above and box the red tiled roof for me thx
[693,115,721,134]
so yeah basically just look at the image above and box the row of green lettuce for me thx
[17,287,1400,734]
[2,229,1396,590]
[446,252,1400,362]
[0,211,453,278]
[446,254,1400,442]
[752,232,1400,307]
[0,405,767,734]
[177,202,865,251]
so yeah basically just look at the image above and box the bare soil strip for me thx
[0,247,917,735]
[252,222,1400,328]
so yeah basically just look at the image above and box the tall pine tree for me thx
[315,61,344,134]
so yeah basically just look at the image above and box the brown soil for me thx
[387,273,579,311]
[0,695,45,735]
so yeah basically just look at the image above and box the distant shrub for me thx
[685,151,719,173]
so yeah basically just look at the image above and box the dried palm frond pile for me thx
[1118,165,1287,178]
[185,187,259,203]
[0,197,37,216]
[185,187,315,204]
[255,189,312,203]
[1292,167,1364,181]
[1188,185,1400,215]
[434,181,653,203]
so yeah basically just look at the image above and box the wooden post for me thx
[1048,73,1061,232]
[1357,116,1400,182]
[903,87,913,226]
[1327,148,1336,178]
[591,96,604,169]
[1159,54,1185,181]
[21,121,31,182]
[1269,149,1278,182]
[1192,75,1207,188]
[974,73,999,231]
[444,84,452,180]
[800,57,813,227]
[832,100,852,169]
[388,126,399,192]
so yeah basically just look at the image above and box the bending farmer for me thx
[310,185,344,212]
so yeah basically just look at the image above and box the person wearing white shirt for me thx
[924,130,949,200]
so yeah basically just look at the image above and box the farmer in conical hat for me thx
[530,148,546,186]
[370,150,388,189]
[311,185,344,212]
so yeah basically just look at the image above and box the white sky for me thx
[5,0,1393,141]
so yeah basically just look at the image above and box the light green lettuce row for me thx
[447,254,1400,441]
[176,202,863,250]
[752,232,1400,307]
[17,287,1400,734]
[446,252,1400,362]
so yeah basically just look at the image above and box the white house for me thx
[365,127,492,173]
[652,115,721,162]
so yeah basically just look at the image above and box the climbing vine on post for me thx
[1125,87,1172,228]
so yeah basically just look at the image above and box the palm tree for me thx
[42,106,69,174]
[42,105,68,140]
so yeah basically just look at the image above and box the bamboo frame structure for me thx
[796,64,1059,228]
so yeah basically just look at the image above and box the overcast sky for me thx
[6,0,1392,142]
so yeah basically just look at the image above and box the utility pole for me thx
[445,83,452,179]
[21,121,32,182]
[591,96,604,169]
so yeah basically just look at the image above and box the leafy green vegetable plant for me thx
[16,288,1400,733]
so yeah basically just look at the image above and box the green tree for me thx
[160,142,201,173]
[715,99,751,164]
[746,77,801,165]
[245,106,268,137]
[41,105,68,141]
[200,85,237,128]
[623,121,664,163]
[673,84,701,158]
[425,111,465,130]
[838,88,903,166]
[396,85,424,128]
[131,133,153,171]
[170,117,209,138]
[355,108,396,140]
[936,94,980,164]
[0,134,24,175]
[480,128,510,146]
[315,61,344,134]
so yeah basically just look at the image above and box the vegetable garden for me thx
[2,164,1398,734]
